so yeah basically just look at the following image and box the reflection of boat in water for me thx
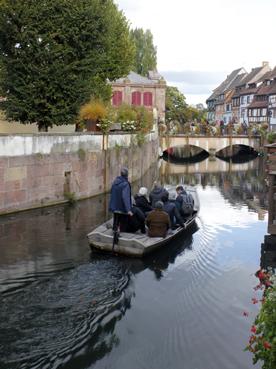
[87,187,199,257]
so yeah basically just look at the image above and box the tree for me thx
[166,86,207,124]
[131,28,157,76]
[165,86,188,124]
[0,0,134,131]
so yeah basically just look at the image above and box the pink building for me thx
[111,71,166,122]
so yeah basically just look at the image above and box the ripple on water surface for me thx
[0,258,132,369]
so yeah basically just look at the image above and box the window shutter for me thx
[132,91,141,106]
[112,91,122,106]
[143,92,153,106]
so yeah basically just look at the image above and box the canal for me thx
[0,157,268,369]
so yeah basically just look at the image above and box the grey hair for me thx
[120,167,129,177]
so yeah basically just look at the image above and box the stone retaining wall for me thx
[0,132,159,215]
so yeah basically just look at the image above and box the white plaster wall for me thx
[0,131,158,157]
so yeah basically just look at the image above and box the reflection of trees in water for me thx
[161,160,268,212]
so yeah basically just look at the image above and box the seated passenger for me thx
[161,192,184,228]
[175,185,194,218]
[146,201,170,238]
[149,182,168,207]
[134,187,153,215]
[126,206,146,234]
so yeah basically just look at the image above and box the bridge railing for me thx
[161,123,261,138]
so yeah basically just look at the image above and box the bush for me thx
[79,99,107,122]
[267,132,276,144]
[134,106,153,133]
[245,270,276,369]
[117,104,137,124]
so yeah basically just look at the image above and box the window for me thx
[112,91,122,106]
[248,109,252,117]
[262,108,267,116]
[247,96,250,103]
[241,96,245,104]
[143,92,153,106]
[131,91,141,106]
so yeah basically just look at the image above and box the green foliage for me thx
[135,132,146,147]
[267,132,276,144]
[0,0,134,131]
[134,106,153,132]
[166,86,207,125]
[166,86,188,124]
[117,103,137,123]
[131,28,157,76]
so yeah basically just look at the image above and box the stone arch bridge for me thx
[160,134,261,155]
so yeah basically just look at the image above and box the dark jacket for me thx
[175,190,194,216]
[163,200,184,227]
[146,209,170,238]
[109,176,131,213]
[126,206,146,233]
[149,186,168,207]
[134,194,153,215]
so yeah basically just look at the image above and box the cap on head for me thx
[176,185,184,192]
[138,187,148,196]
[120,167,128,178]
[155,201,164,210]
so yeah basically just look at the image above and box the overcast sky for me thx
[116,0,276,105]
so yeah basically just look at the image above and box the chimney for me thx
[262,61,269,67]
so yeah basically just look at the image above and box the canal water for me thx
[0,157,268,369]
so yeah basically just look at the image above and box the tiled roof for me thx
[255,82,274,96]
[267,80,276,95]
[206,68,245,101]
[236,65,270,87]
[113,71,162,85]
[248,100,268,109]
[239,86,258,96]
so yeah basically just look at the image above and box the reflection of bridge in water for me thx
[160,134,261,156]
[160,157,258,175]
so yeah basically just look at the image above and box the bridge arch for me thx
[163,144,209,163]
[160,135,261,155]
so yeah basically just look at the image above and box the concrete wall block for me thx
[4,166,27,182]
[4,190,26,206]
[0,137,158,214]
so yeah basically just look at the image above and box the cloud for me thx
[160,70,227,97]
[161,70,227,85]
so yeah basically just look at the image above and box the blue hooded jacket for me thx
[109,176,132,213]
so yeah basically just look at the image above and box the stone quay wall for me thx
[0,132,159,215]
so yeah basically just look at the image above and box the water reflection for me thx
[0,157,269,369]
[0,216,198,369]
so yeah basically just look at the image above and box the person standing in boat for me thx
[134,187,153,216]
[146,201,170,238]
[109,167,132,232]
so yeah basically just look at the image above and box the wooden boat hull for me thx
[87,212,197,257]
